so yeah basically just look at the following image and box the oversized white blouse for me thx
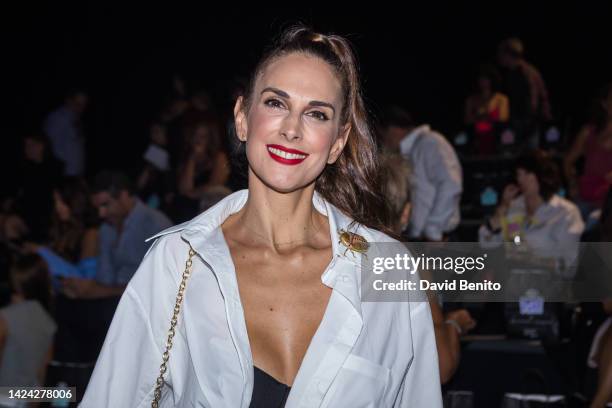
[80,189,442,407]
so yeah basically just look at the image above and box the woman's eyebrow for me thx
[261,87,336,114]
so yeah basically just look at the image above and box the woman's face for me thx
[516,168,539,196]
[234,53,350,193]
[54,191,71,222]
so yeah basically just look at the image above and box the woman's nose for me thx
[280,111,302,141]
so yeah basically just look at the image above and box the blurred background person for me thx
[10,134,63,243]
[497,38,552,149]
[480,149,584,273]
[379,152,476,384]
[27,178,101,363]
[175,116,231,222]
[0,255,56,391]
[464,65,510,156]
[43,89,89,177]
[62,171,171,300]
[381,105,463,241]
[564,82,612,229]
[136,122,175,214]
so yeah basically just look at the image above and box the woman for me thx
[564,82,612,225]
[0,255,56,392]
[81,26,442,407]
[30,177,99,282]
[26,178,101,363]
[174,115,231,222]
[480,150,584,274]
[464,65,510,155]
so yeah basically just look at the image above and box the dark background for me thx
[2,3,611,179]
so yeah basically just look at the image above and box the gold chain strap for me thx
[151,247,196,408]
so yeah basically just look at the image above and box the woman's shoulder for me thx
[493,92,509,104]
[547,194,581,216]
[1,301,56,332]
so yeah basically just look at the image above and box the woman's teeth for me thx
[267,147,306,160]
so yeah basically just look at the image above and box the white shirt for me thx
[479,194,585,276]
[80,189,442,407]
[400,125,463,241]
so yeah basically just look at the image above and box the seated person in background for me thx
[13,134,63,242]
[564,82,612,227]
[480,150,585,275]
[0,255,56,390]
[23,178,100,362]
[175,116,231,222]
[26,177,99,281]
[380,105,463,242]
[62,171,172,299]
[464,65,510,156]
[380,152,476,384]
[137,123,175,213]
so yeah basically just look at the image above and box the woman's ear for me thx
[327,123,351,164]
[233,96,248,142]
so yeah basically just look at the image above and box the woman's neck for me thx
[230,176,327,252]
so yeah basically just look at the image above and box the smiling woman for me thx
[80,25,443,408]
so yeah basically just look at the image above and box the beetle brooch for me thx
[338,229,369,257]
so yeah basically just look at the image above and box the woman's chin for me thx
[259,176,313,194]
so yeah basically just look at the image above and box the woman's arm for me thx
[428,296,460,384]
[564,126,591,196]
[80,228,99,260]
[80,235,188,407]
[497,94,510,122]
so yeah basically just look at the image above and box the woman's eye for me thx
[264,98,284,109]
[308,111,329,121]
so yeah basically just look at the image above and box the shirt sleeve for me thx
[94,225,116,286]
[80,234,187,408]
[393,302,443,407]
[43,113,70,162]
[553,204,585,277]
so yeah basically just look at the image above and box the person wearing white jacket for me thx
[381,106,463,241]
[80,25,442,408]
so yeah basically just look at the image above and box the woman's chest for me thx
[232,246,334,385]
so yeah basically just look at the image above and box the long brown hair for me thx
[241,25,396,238]
[50,177,98,262]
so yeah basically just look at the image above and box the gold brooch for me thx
[338,229,369,256]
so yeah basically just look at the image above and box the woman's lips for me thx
[266,144,309,165]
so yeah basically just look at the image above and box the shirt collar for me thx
[399,124,430,155]
[146,188,364,314]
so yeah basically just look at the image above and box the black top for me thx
[249,366,291,408]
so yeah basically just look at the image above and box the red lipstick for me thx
[266,144,309,165]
